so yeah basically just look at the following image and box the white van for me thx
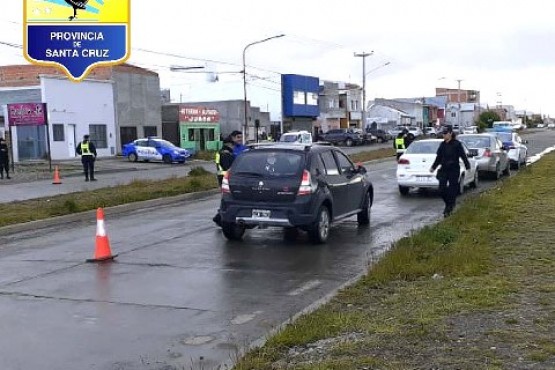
[492,121,513,130]
[279,131,313,144]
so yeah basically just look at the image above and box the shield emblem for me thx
[24,0,130,82]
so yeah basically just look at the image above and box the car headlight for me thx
[173,150,180,155]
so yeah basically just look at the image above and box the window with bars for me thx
[89,124,107,148]
[52,124,64,141]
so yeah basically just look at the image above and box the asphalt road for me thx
[0,129,553,370]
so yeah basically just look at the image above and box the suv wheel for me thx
[309,206,330,244]
[128,153,138,162]
[357,191,372,225]
[345,138,354,147]
[221,222,245,241]
[162,154,172,164]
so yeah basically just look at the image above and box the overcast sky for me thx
[1,0,554,119]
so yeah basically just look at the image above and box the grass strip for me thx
[234,154,555,369]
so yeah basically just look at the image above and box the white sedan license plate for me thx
[416,176,432,183]
[252,209,271,219]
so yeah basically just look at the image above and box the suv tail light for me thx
[297,170,312,196]
[221,172,230,193]
[483,149,492,157]
[398,158,410,165]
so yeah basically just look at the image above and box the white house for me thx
[366,103,412,129]
[1,76,117,162]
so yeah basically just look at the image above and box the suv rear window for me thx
[233,151,304,177]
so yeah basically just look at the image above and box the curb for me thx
[0,189,221,237]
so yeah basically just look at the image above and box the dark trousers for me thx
[0,160,9,178]
[217,175,224,186]
[82,156,95,180]
[438,167,460,212]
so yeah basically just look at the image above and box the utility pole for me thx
[354,51,373,129]
[456,79,463,128]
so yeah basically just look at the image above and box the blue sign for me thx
[24,0,130,82]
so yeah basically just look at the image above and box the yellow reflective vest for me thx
[395,137,406,151]
[215,152,226,176]
[80,142,93,156]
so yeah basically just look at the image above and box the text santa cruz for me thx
[46,31,109,58]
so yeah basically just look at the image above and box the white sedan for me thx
[397,139,479,196]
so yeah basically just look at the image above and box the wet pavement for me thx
[0,130,553,369]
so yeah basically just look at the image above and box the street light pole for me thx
[456,79,463,128]
[242,34,285,145]
[354,51,373,129]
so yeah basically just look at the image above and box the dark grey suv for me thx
[218,144,374,243]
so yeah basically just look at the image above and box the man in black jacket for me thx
[213,137,236,225]
[429,125,471,217]
[0,138,10,180]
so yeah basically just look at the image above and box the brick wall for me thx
[0,64,156,88]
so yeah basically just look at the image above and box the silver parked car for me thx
[458,134,511,179]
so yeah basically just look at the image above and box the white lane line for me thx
[288,280,322,296]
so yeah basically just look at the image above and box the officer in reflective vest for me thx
[214,137,235,186]
[394,129,408,160]
[76,134,97,181]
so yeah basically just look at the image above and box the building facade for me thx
[162,100,271,148]
[317,81,362,133]
[0,64,162,155]
[0,76,116,162]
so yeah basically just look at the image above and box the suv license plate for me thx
[252,209,271,219]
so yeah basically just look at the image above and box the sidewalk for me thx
[0,157,215,203]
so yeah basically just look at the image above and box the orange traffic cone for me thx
[52,166,62,185]
[87,208,118,263]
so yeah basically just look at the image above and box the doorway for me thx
[67,124,76,157]
[120,127,137,148]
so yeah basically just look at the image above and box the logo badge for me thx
[24,0,131,82]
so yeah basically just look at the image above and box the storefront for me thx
[179,106,222,152]
[6,103,49,161]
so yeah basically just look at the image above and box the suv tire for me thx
[308,206,330,244]
[399,186,410,196]
[357,191,372,225]
[345,138,354,147]
[221,222,245,241]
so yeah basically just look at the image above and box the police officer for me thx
[0,138,10,180]
[213,136,237,226]
[394,129,408,160]
[429,125,471,217]
[215,137,235,186]
[76,134,97,181]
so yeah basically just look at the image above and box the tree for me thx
[476,111,501,131]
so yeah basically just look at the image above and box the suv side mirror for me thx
[357,165,367,174]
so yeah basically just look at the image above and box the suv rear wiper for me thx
[234,171,263,177]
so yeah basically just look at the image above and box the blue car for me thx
[122,138,191,164]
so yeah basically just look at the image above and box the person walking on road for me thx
[215,137,235,186]
[76,134,97,182]
[429,125,471,217]
[213,136,240,226]
[394,129,408,160]
[0,138,11,180]
[230,130,248,157]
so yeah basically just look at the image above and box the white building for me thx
[1,76,117,162]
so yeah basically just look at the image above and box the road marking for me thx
[181,336,215,345]
[288,280,322,296]
[231,311,263,325]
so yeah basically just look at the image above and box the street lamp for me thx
[243,34,285,145]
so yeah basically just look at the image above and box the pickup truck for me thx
[318,129,363,146]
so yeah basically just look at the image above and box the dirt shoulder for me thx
[233,155,555,369]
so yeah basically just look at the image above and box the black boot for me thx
[5,172,10,180]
